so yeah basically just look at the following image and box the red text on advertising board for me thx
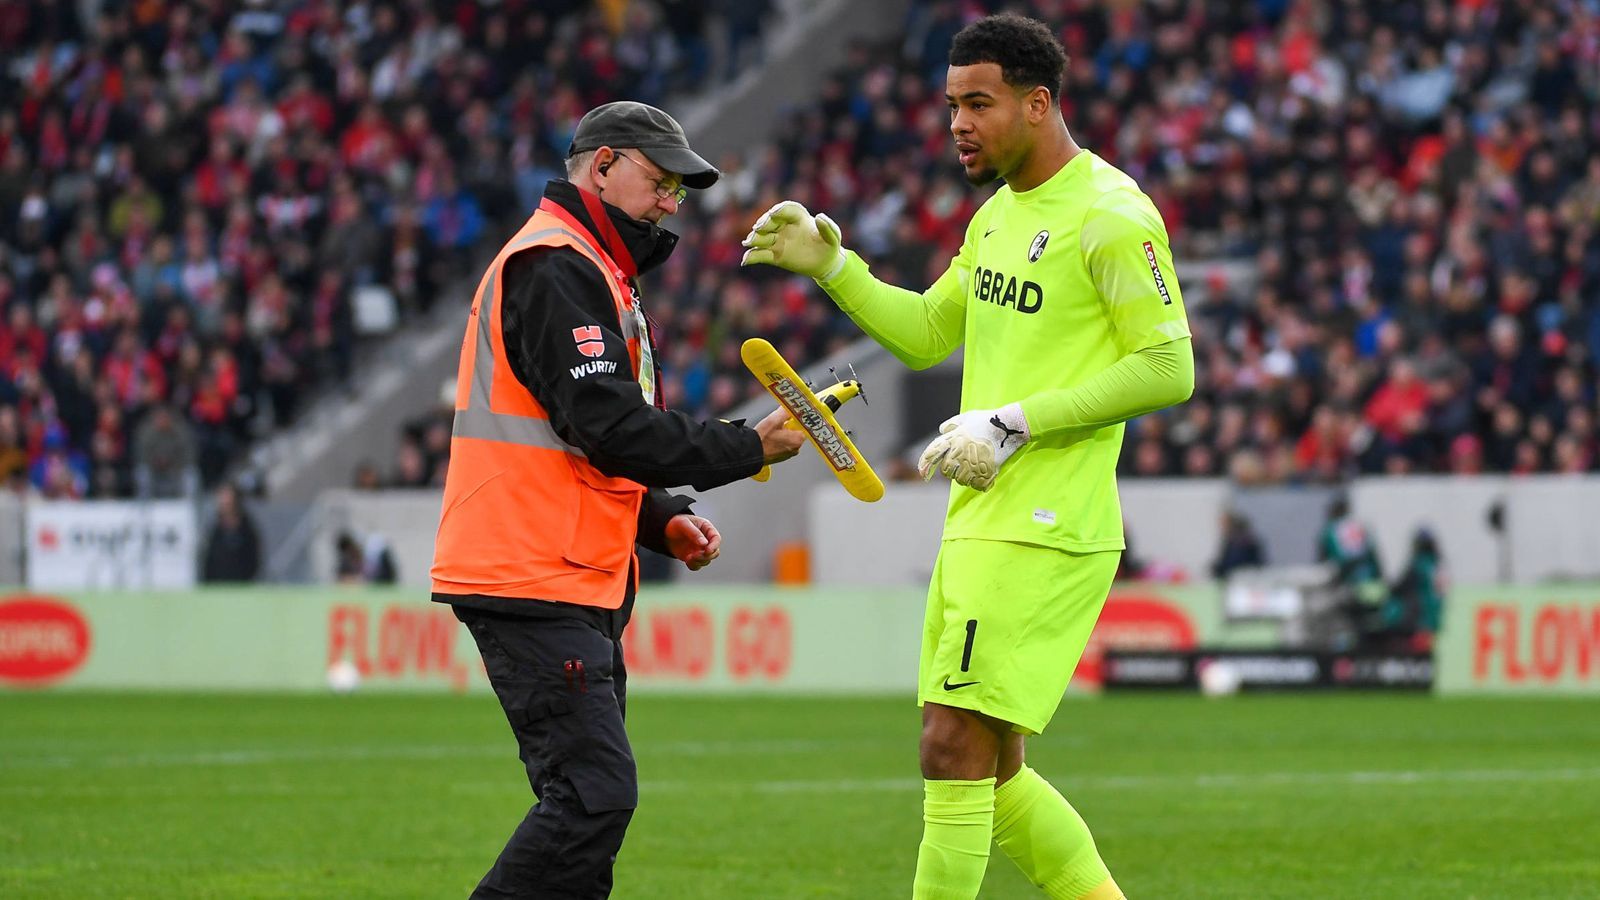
[328,604,468,688]
[623,606,713,679]
[1474,603,1600,683]
[621,605,793,681]
[727,606,791,681]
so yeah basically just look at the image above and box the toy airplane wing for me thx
[741,338,883,503]
[750,377,862,483]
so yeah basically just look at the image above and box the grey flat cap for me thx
[568,101,720,189]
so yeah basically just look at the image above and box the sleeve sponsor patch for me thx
[572,325,605,358]
[1142,241,1173,305]
[569,359,619,378]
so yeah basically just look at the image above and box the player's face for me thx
[946,63,1031,186]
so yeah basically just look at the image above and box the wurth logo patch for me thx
[1142,241,1173,305]
[570,360,619,379]
[572,325,605,358]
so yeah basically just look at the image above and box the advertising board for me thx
[0,585,1267,694]
[24,500,197,590]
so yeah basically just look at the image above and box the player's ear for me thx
[1026,86,1053,123]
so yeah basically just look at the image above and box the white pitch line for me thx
[643,766,1600,795]
[648,737,900,756]
[12,767,1590,796]
[0,737,890,771]
[6,737,1599,800]
[10,767,1596,801]
[0,782,346,798]
[0,744,508,770]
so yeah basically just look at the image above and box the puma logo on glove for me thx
[989,415,1025,448]
[918,403,1031,492]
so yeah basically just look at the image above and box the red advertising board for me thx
[0,595,93,686]
[319,601,797,690]
[1073,594,1200,687]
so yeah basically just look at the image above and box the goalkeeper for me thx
[742,14,1192,900]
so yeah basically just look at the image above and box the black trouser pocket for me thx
[514,689,636,814]
[460,609,639,815]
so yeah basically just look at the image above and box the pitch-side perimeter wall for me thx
[0,585,1593,695]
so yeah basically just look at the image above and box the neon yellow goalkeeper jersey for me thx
[838,151,1191,552]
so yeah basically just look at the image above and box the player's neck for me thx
[1005,128,1081,194]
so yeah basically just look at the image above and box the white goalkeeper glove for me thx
[917,403,1031,492]
[740,200,847,280]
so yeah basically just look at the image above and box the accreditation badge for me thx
[632,303,655,404]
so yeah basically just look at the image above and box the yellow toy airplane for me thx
[742,338,883,502]
[750,378,863,482]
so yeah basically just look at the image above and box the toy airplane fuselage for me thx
[742,338,883,503]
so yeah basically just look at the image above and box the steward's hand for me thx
[664,514,722,571]
[755,406,805,464]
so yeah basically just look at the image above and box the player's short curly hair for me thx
[948,14,1067,104]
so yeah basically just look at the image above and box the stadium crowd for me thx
[0,0,774,498]
[5,0,1599,497]
[636,0,1600,485]
[658,0,1600,484]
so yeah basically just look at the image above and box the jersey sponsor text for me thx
[1142,241,1173,305]
[972,266,1043,314]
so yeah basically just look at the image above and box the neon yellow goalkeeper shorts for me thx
[917,539,1120,735]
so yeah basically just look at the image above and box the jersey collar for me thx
[1008,149,1093,204]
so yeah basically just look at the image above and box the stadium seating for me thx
[6,0,1596,498]
[0,0,777,497]
[404,0,1600,485]
[649,0,1600,481]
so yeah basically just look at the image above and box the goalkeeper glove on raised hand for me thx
[917,404,1031,492]
[740,201,847,280]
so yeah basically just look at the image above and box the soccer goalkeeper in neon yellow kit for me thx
[742,14,1193,900]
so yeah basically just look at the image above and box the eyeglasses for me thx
[614,152,688,204]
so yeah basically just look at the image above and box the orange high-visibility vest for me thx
[430,198,649,607]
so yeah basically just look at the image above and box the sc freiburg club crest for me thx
[572,325,605,358]
[1028,230,1049,262]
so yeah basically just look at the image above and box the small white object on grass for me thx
[327,659,362,694]
[1198,659,1242,697]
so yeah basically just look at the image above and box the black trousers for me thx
[455,607,637,899]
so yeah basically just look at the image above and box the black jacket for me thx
[501,180,763,493]
[202,514,261,583]
[437,180,764,628]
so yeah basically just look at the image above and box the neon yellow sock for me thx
[993,766,1116,899]
[1074,875,1127,899]
[912,777,996,900]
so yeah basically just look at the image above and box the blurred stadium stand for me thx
[0,0,906,581]
[0,0,832,505]
[5,0,1600,593]
[380,0,1600,495]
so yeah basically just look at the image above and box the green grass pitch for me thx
[2,692,1598,898]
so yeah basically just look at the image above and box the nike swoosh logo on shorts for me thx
[942,677,980,691]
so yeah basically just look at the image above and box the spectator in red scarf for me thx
[102,328,166,409]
